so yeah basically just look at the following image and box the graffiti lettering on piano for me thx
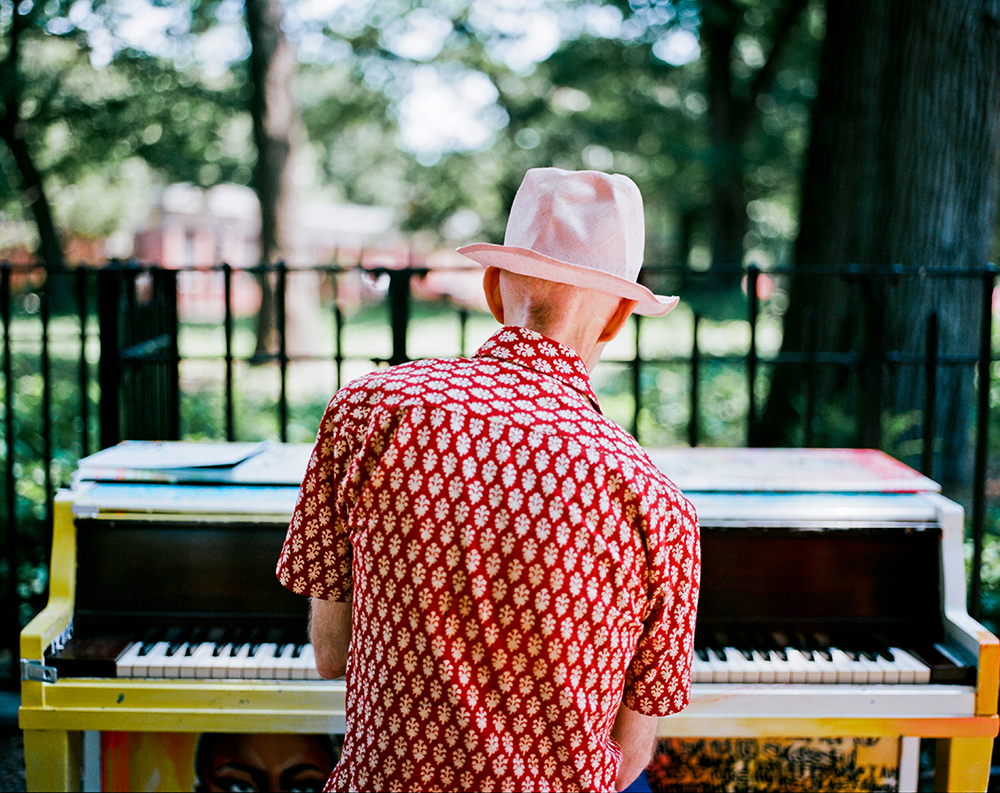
[648,736,902,792]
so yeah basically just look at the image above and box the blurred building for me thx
[132,183,400,322]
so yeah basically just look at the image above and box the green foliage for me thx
[1,0,251,244]
[971,524,1000,637]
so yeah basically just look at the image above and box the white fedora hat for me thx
[457,167,679,317]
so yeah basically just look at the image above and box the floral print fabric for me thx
[277,326,700,792]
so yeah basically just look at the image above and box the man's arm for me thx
[610,702,659,791]
[309,597,352,679]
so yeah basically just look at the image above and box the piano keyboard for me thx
[692,632,933,685]
[111,628,324,681]
[60,627,954,685]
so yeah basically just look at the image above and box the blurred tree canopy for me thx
[2,0,822,275]
[0,0,251,263]
[2,0,998,491]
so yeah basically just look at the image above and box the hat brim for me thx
[457,243,679,318]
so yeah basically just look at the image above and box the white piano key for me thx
[890,647,931,684]
[763,650,795,684]
[706,649,731,684]
[848,648,884,684]
[162,643,193,678]
[749,650,776,684]
[208,643,236,679]
[709,647,737,683]
[290,644,315,680]
[245,642,278,679]
[296,643,322,680]
[179,642,217,679]
[273,643,298,679]
[854,651,886,685]
[873,651,903,684]
[227,643,253,679]
[691,652,714,684]
[720,647,759,683]
[803,649,840,684]
[115,641,144,679]
[132,641,170,679]
[782,648,813,684]
[827,648,861,684]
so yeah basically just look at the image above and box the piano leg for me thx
[935,736,993,792]
[23,729,81,792]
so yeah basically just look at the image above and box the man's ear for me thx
[598,298,638,342]
[483,267,505,323]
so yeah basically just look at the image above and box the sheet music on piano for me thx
[17,445,1000,793]
[72,439,313,487]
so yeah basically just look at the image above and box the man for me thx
[277,167,701,792]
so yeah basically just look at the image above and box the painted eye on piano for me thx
[194,733,335,793]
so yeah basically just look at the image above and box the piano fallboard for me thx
[43,514,979,687]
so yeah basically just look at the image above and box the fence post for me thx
[97,265,123,448]
[384,267,427,367]
[746,265,759,447]
[2,264,18,667]
[332,266,344,392]
[40,265,53,523]
[921,312,939,480]
[276,262,288,443]
[689,313,700,448]
[970,264,996,620]
[632,315,642,441]
[803,306,817,447]
[76,269,91,459]
[223,263,235,442]
[857,267,885,449]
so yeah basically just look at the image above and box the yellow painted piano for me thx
[19,444,999,791]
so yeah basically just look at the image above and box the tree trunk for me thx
[703,0,749,274]
[758,0,1000,490]
[245,0,314,358]
[0,2,64,269]
[701,0,810,275]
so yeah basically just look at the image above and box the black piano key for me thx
[219,627,247,656]
[810,633,834,662]
[869,635,897,663]
[793,632,815,661]
[769,633,789,662]
[137,628,162,656]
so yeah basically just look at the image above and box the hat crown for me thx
[503,168,645,282]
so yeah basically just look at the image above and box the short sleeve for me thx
[622,482,701,716]
[276,382,369,601]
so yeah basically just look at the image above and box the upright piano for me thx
[19,444,999,791]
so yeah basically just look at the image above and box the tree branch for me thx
[749,0,812,107]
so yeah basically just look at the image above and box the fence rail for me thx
[1,259,997,686]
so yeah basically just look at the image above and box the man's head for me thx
[458,167,679,317]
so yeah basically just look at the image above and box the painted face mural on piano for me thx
[194,733,336,793]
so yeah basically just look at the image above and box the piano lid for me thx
[647,447,941,494]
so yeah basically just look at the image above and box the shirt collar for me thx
[473,326,603,413]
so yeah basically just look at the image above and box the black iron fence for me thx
[2,259,997,686]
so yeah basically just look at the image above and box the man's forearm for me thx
[309,597,352,678]
[610,702,658,791]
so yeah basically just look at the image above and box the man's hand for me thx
[610,702,658,791]
[309,597,352,679]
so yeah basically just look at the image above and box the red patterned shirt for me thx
[277,326,700,793]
